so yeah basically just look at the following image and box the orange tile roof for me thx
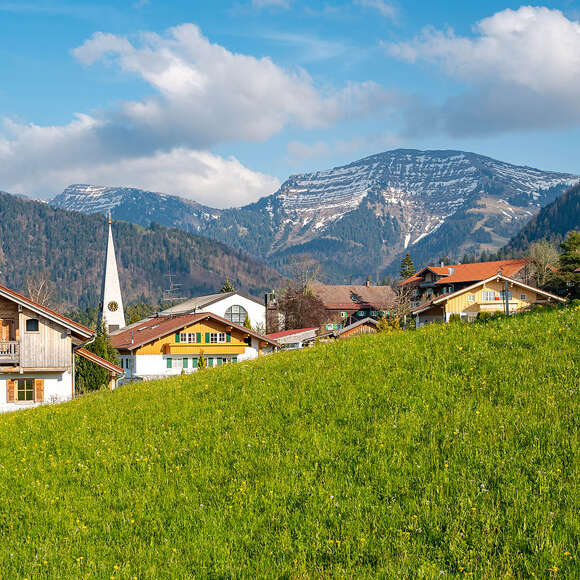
[310,283,395,309]
[76,348,123,374]
[111,312,278,351]
[401,259,530,286]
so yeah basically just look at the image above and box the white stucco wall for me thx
[0,371,73,413]
[198,294,266,330]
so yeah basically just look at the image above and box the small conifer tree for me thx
[399,254,416,280]
[220,278,236,293]
[198,350,207,370]
[243,313,252,330]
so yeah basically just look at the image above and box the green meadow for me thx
[0,307,578,578]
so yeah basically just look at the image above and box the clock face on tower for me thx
[107,301,119,312]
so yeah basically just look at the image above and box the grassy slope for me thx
[0,308,578,578]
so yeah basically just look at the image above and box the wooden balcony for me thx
[0,341,20,364]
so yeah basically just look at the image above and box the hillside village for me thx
[0,207,576,407]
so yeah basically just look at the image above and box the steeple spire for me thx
[101,214,125,332]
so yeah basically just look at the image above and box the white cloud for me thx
[0,117,279,207]
[1,23,395,204]
[72,24,395,149]
[355,0,396,20]
[388,6,580,135]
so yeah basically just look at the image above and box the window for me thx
[166,358,173,369]
[499,290,513,301]
[179,332,198,343]
[357,310,366,317]
[209,332,227,344]
[467,294,475,302]
[225,304,247,324]
[520,293,527,300]
[182,358,188,369]
[17,378,34,401]
[25,318,39,332]
[482,291,495,301]
[340,311,347,318]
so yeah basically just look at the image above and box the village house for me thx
[111,312,278,382]
[159,291,266,330]
[266,282,396,333]
[400,259,532,308]
[266,327,318,350]
[411,274,565,326]
[0,284,122,413]
[334,317,380,339]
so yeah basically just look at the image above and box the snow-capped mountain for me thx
[51,149,579,281]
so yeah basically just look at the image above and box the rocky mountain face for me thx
[52,149,579,281]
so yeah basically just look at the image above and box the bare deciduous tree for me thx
[528,241,559,287]
[287,254,322,291]
[26,276,55,307]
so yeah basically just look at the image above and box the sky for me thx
[1,0,580,207]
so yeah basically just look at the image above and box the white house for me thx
[159,291,266,331]
[111,311,278,382]
[0,283,123,413]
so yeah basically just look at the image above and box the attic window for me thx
[25,318,39,332]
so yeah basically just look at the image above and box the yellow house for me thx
[111,312,278,381]
[412,274,566,326]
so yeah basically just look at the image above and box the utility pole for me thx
[504,280,510,316]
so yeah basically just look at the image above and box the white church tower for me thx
[101,215,125,333]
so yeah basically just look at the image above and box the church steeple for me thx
[101,215,125,332]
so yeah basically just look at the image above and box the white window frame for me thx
[482,291,495,301]
[467,294,475,302]
[520,293,527,300]
[209,332,226,344]
[179,332,198,343]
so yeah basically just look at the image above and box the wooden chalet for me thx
[0,283,123,412]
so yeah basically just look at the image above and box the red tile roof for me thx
[267,327,318,339]
[111,312,278,351]
[401,259,530,286]
[76,348,123,375]
[0,283,93,337]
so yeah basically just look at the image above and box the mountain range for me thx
[52,149,579,281]
[0,192,283,312]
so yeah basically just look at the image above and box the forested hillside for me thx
[501,183,580,255]
[0,192,283,311]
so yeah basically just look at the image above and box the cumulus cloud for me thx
[72,24,396,149]
[0,117,279,207]
[1,23,395,204]
[388,6,580,136]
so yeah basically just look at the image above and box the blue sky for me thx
[1,0,579,206]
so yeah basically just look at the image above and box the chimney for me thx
[440,261,444,268]
[365,279,371,287]
[130,329,134,345]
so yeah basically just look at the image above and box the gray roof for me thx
[160,291,264,315]
[335,317,379,336]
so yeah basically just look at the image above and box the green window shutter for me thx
[205,332,210,343]
[175,333,180,343]
[166,358,172,369]
[183,358,188,368]
[226,333,231,343]
[217,358,223,366]
[196,332,201,343]
[192,358,198,368]
[232,357,238,363]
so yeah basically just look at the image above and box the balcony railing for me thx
[0,341,19,364]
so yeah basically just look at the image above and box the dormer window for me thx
[26,318,39,332]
